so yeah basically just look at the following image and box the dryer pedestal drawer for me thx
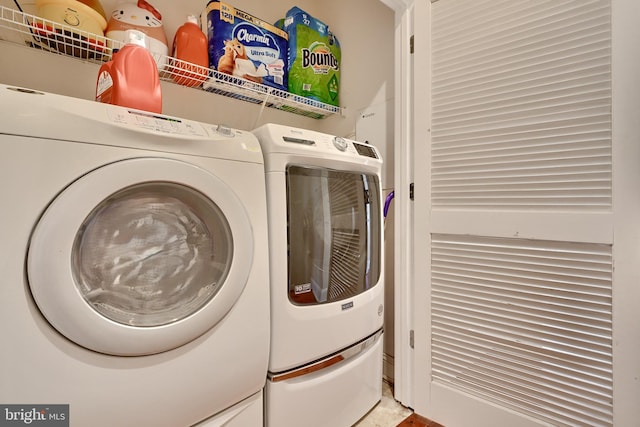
[265,332,383,427]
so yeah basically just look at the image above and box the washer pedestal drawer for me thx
[194,390,263,427]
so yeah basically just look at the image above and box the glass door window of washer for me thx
[73,183,232,327]
[286,165,381,305]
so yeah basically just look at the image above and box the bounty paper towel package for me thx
[202,0,288,91]
[279,7,341,106]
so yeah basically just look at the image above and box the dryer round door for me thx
[27,157,254,356]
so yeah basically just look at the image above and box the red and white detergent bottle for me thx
[96,43,162,113]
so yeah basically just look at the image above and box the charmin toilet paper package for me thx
[202,0,288,91]
[278,7,341,106]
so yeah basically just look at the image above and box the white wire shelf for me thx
[0,5,341,119]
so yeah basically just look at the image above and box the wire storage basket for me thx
[0,5,341,119]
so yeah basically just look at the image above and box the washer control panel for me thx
[107,108,210,137]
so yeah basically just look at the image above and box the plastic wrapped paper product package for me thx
[201,0,288,91]
[277,7,341,106]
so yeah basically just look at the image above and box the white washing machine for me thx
[252,123,385,427]
[0,85,270,427]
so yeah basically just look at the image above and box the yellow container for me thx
[34,0,108,58]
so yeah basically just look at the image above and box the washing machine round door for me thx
[27,158,254,356]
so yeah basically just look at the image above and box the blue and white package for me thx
[202,0,288,91]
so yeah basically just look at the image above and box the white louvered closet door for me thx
[410,1,623,426]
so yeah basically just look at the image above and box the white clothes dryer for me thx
[253,123,385,427]
[0,85,269,427]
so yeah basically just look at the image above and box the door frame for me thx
[387,0,425,411]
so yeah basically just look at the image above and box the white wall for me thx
[0,0,394,137]
[356,100,396,381]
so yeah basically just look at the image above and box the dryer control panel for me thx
[253,123,383,174]
[274,127,380,160]
[282,134,378,159]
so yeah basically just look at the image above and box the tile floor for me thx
[354,381,413,427]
